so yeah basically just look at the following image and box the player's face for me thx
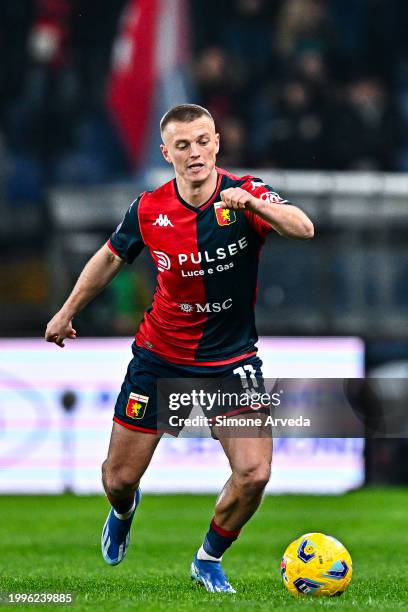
[160,117,220,184]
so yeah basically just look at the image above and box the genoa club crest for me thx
[126,392,149,420]
[214,202,236,226]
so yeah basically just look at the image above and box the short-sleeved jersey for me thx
[108,167,287,365]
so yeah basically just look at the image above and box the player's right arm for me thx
[45,195,146,348]
[45,244,125,347]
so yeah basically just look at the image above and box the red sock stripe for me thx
[211,518,241,539]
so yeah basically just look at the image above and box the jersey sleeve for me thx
[241,177,288,239]
[107,195,146,263]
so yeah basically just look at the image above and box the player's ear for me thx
[215,133,220,154]
[160,144,172,164]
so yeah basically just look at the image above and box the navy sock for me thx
[203,518,241,558]
[107,492,135,514]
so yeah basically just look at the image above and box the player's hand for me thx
[220,187,258,211]
[44,311,77,348]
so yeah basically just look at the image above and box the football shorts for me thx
[113,343,269,435]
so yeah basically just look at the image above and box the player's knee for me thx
[102,461,138,496]
[235,462,271,493]
[249,465,271,492]
[105,472,138,497]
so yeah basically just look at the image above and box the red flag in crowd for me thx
[107,0,192,169]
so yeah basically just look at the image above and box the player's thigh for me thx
[108,344,166,479]
[104,422,161,480]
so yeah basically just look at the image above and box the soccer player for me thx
[45,104,314,593]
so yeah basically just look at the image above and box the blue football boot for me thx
[191,554,236,593]
[101,488,141,566]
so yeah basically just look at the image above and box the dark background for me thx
[1,0,407,482]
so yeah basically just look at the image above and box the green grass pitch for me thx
[0,489,407,610]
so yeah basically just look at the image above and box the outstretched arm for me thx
[220,187,314,240]
[45,243,125,347]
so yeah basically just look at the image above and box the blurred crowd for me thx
[0,0,406,205]
[1,0,408,340]
[0,0,128,206]
[0,0,408,205]
[192,0,407,171]
[0,0,127,332]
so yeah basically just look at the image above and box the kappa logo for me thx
[250,179,266,190]
[153,213,174,227]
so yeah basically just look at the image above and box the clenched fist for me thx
[220,187,258,211]
[45,311,77,348]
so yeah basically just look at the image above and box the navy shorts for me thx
[114,344,268,435]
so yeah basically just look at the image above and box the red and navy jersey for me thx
[108,167,287,365]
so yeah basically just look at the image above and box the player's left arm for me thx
[220,187,314,240]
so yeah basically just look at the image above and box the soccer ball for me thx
[280,532,352,597]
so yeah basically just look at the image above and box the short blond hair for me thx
[160,104,214,135]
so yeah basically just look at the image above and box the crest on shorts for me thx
[126,392,149,420]
[214,202,236,226]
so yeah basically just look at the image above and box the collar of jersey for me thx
[173,172,224,212]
